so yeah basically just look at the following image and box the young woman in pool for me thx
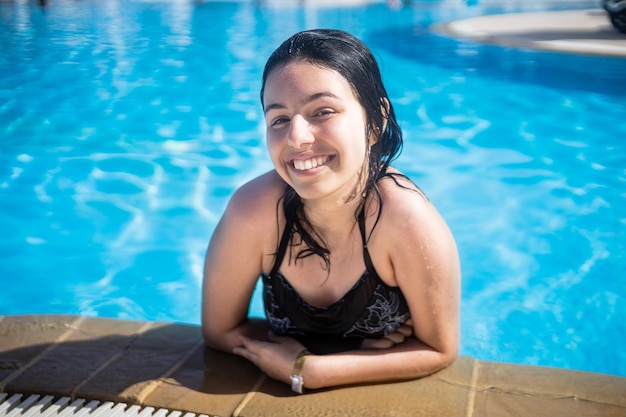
[202,29,460,392]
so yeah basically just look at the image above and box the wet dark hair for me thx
[261,29,405,268]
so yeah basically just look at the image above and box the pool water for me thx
[1,0,625,378]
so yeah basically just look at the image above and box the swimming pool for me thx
[1,0,624,378]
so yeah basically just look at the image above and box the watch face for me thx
[291,375,304,394]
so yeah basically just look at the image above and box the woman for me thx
[202,29,460,392]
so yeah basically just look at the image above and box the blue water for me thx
[1,0,625,378]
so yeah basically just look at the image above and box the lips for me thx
[292,155,330,171]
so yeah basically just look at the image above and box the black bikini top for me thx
[262,207,411,354]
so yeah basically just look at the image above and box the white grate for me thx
[0,393,214,417]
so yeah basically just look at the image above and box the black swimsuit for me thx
[262,208,411,354]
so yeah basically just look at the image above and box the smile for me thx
[292,155,330,171]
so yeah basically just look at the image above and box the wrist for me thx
[290,348,310,394]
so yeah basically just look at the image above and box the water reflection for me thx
[1,0,624,377]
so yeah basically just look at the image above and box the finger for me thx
[360,338,394,349]
[383,331,406,344]
[267,332,307,355]
[267,331,290,343]
[233,346,258,365]
[238,336,264,356]
[396,323,413,337]
[238,335,254,349]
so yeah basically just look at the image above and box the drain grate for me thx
[0,393,214,417]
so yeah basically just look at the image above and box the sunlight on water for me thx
[1,0,625,377]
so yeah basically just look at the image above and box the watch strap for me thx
[290,348,310,394]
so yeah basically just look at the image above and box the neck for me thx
[302,195,364,243]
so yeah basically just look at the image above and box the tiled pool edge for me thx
[1,315,625,417]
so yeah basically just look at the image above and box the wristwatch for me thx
[290,349,310,394]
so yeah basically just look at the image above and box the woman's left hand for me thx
[233,332,307,384]
[360,319,414,349]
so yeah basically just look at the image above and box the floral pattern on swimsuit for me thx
[344,284,410,338]
[262,201,412,353]
[262,269,410,353]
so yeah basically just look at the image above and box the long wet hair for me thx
[261,29,405,269]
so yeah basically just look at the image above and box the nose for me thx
[287,115,314,149]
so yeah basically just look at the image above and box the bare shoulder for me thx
[214,170,286,254]
[373,169,459,284]
[202,171,285,348]
[226,170,285,223]
[376,171,461,360]
[376,171,435,228]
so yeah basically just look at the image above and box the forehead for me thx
[263,62,357,104]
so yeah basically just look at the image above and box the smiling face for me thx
[263,62,371,203]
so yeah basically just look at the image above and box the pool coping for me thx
[433,9,626,58]
[1,315,625,417]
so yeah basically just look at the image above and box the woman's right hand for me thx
[359,319,413,349]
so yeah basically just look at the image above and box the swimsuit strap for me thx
[358,205,378,278]
[270,204,378,278]
[269,216,292,277]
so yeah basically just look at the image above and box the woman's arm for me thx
[234,331,453,389]
[201,172,281,351]
[232,185,461,390]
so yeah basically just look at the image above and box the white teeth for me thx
[293,156,328,171]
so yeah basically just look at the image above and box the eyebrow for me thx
[263,91,341,114]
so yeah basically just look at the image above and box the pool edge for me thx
[432,9,626,58]
[1,314,625,416]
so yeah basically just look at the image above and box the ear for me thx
[370,98,390,145]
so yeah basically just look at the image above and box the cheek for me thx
[265,131,281,155]
[266,134,289,171]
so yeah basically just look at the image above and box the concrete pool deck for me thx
[434,8,626,58]
[2,7,626,417]
[1,315,626,416]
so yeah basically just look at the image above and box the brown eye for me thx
[270,117,289,127]
[315,109,334,117]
